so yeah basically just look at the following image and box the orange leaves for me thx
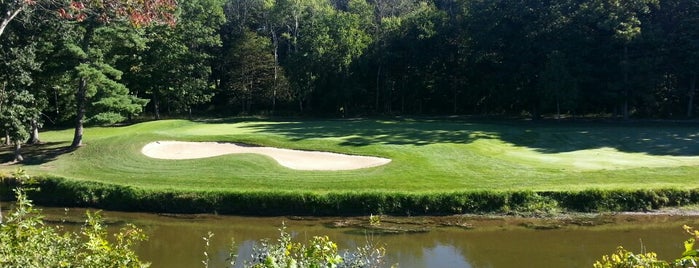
[70,1,86,10]
[58,8,69,19]
[117,0,178,26]
[129,10,149,26]
[56,0,177,26]
[57,1,88,21]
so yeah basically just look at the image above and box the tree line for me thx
[215,0,698,119]
[1,0,698,158]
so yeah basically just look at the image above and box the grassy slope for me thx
[2,118,699,194]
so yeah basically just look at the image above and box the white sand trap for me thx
[142,141,391,171]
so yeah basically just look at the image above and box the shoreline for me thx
[19,203,699,235]
[4,175,699,218]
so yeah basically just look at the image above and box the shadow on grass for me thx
[0,142,75,165]
[235,118,699,156]
[503,121,699,156]
[240,118,487,146]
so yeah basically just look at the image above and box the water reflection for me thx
[422,244,471,268]
[35,207,699,268]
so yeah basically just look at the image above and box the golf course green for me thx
[2,118,699,215]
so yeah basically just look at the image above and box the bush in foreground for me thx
[1,186,391,267]
[233,225,390,268]
[0,187,149,268]
[594,225,699,267]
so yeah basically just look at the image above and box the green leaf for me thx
[683,238,697,257]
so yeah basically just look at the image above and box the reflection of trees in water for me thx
[42,208,699,267]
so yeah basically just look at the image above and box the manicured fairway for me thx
[2,118,699,193]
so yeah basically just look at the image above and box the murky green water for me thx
[35,207,699,268]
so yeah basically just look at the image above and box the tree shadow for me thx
[501,121,699,156]
[0,142,76,165]
[236,118,699,156]
[238,118,490,147]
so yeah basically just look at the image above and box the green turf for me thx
[2,118,699,193]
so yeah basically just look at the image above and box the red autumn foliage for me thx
[57,0,177,26]
[70,1,85,10]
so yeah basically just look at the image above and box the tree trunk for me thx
[556,99,561,120]
[453,86,458,114]
[271,29,279,115]
[622,45,630,120]
[166,99,171,115]
[388,80,395,113]
[0,83,6,145]
[293,13,299,53]
[376,64,381,113]
[13,140,23,162]
[0,7,23,38]
[54,85,60,116]
[247,80,253,113]
[27,119,40,144]
[71,77,87,148]
[401,88,405,114]
[153,92,161,120]
[688,72,696,118]
[272,89,276,115]
[241,92,246,114]
[71,25,94,149]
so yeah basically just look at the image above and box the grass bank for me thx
[2,118,699,215]
[3,176,699,215]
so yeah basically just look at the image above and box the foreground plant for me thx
[2,188,392,267]
[593,225,699,267]
[243,225,392,268]
[0,187,149,268]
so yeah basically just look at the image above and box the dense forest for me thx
[1,0,698,144]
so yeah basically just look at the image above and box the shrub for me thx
[506,191,559,215]
[0,187,149,268]
[2,187,395,268]
[593,246,666,268]
[593,225,699,268]
[241,224,393,268]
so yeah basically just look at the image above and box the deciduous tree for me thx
[135,0,224,119]
[0,20,41,161]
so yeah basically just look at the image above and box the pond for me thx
[33,207,699,268]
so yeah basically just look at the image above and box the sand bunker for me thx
[141,141,391,171]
